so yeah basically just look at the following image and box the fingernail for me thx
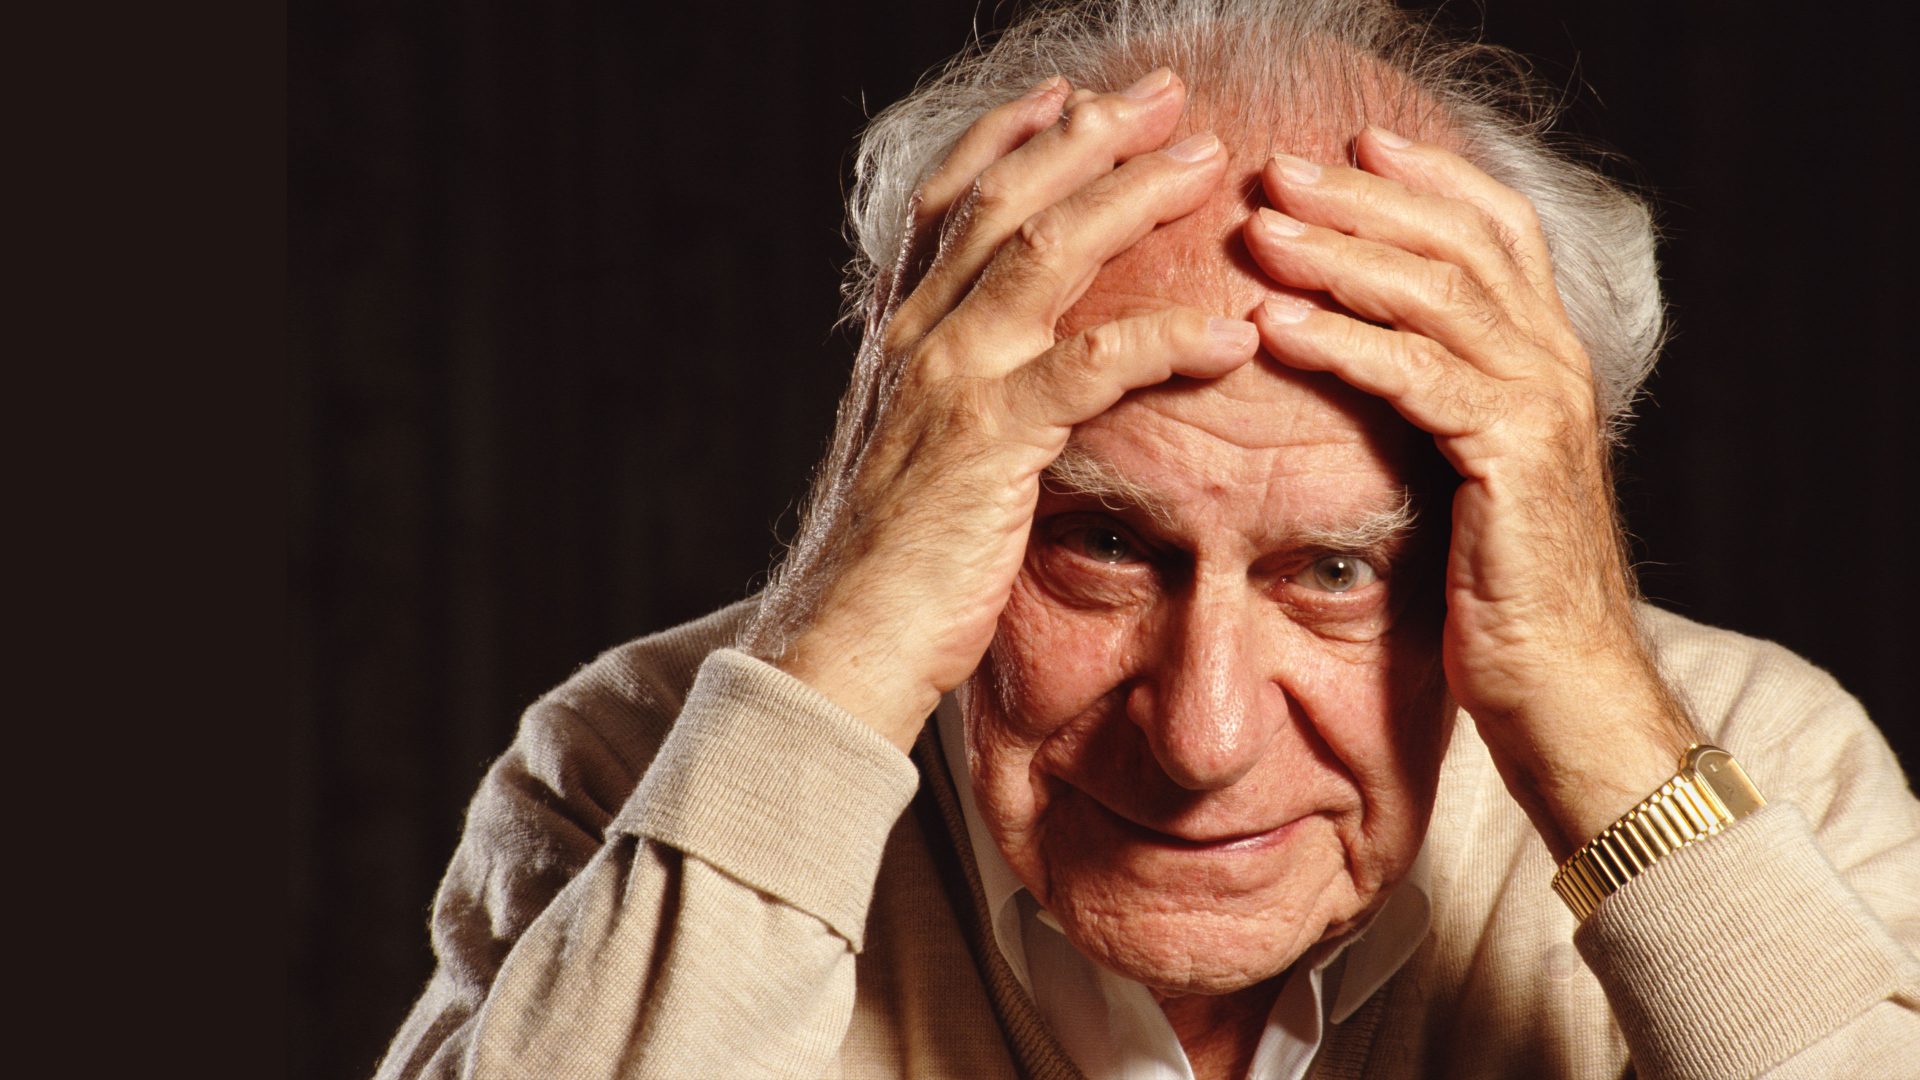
[1263,296,1314,325]
[1208,317,1259,352]
[1165,133,1220,162]
[1369,125,1412,149]
[1022,76,1065,101]
[1122,67,1174,99]
[1271,153,1321,185]
[1258,207,1307,237]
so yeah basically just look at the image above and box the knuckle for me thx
[946,376,997,428]
[1435,263,1484,316]
[1014,210,1069,263]
[907,334,957,384]
[1078,321,1127,372]
[1501,190,1544,233]
[1454,201,1499,245]
[1060,98,1117,141]
[880,305,924,357]
[1548,367,1601,424]
[965,171,1014,224]
[911,367,971,421]
[1525,384,1585,436]
[1481,190,1546,256]
[1169,307,1208,343]
[1401,335,1452,377]
[1350,180,1394,219]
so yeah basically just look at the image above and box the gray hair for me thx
[743,0,1663,654]
[847,0,1663,425]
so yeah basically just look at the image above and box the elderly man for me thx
[376,1,1920,1077]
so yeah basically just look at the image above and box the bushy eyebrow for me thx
[1039,443,1418,558]
[1040,444,1179,530]
[1289,491,1419,562]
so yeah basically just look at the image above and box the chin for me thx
[1053,901,1324,995]
[1036,847,1381,994]
[1019,808,1384,995]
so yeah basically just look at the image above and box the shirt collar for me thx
[933,693,1432,1017]
[1329,839,1431,1021]
[936,694,1037,990]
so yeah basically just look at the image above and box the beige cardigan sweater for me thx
[376,601,1920,1079]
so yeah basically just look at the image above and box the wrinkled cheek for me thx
[1310,626,1451,870]
[1379,624,1452,799]
[980,572,1141,743]
[962,573,1144,878]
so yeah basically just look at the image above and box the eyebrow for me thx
[1040,443,1180,530]
[1290,491,1419,561]
[1039,443,1419,558]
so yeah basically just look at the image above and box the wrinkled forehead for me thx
[1055,45,1460,333]
[1067,363,1424,515]
[1061,183,1269,334]
[1060,214,1425,491]
[1057,181,1272,337]
[1050,64,1463,498]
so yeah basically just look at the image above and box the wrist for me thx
[1476,670,1697,861]
[1506,727,1693,861]
[768,620,941,754]
[1552,744,1768,920]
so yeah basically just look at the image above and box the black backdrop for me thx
[290,2,1916,1076]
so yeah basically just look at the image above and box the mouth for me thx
[1081,793,1300,854]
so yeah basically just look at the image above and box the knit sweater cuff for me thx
[612,647,922,950]
[1575,802,1920,1078]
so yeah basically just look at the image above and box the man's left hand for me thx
[1243,126,1695,860]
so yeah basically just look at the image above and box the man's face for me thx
[960,214,1454,996]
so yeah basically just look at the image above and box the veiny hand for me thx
[742,70,1259,751]
[1244,127,1696,858]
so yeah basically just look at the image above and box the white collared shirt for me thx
[935,697,1432,1080]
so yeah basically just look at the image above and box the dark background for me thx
[290,2,1915,1076]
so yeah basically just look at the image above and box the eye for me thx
[1295,554,1379,593]
[1052,518,1136,568]
[1069,525,1138,564]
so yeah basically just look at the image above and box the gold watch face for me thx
[1686,746,1766,818]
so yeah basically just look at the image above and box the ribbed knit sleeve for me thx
[1567,607,1920,1079]
[614,649,922,948]
[1345,607,1920,1080]
[1576,805,1920,1078]
[375,617,923,1080]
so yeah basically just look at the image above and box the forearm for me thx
[378,648,921,1079]
[1472,642,1697,863]
[459,837,864,1079]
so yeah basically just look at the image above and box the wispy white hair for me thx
[742,0,1664,654]
[847,0,1664,426]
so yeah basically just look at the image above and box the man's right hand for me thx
[739,69,1256,750]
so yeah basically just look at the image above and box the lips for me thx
[1076,789,1299,853]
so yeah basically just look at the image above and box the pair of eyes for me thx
[1058,522,1380,593]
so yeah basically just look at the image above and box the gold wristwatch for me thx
[1551,744,1766,921]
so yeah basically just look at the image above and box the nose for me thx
[1126,585,1274,790]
